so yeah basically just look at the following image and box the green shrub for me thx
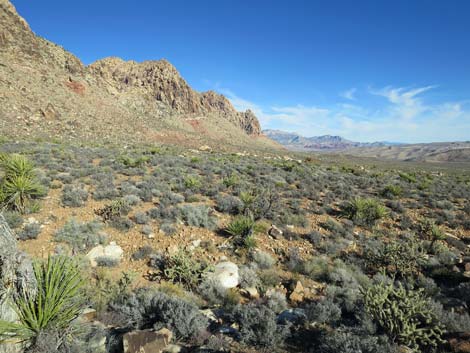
[342,198,388,227]
[95,198,131,222]
[366,237,426,278]
[363,281,444,351]
[0,256,85,345]
[381,184,403,198]
[0,154,45,213]
[226,216,255,238]
[163,249,207,289]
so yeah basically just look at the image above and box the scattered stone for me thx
[123,328,172,353]
[449,332,470,353]
[163,344,182,353]
[80,308,97,322]
[86,242,123,267]
[199,145,212,152]
[278,308,307,324]
[289,281,305,303]
[268,225,283,239]
[211,261,239,289]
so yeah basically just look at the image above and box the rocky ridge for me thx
[0,0,268,150]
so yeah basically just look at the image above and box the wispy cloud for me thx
[219,85,470,143]
[340,88,357,100]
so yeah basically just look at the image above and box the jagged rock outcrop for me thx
[0,213,37,353]
[88,58,261,135]
[0,0,265,148]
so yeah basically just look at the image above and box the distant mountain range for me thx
[263,129,402,151]
[263,129,470,163]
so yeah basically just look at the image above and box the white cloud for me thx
[340,88,357,100]
[220,85,470,143]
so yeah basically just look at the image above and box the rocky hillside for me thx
[263,129,394,151]
[0,0,272,150]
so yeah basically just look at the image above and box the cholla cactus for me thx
[363,280,445,352]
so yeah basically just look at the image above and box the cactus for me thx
[363,280,444,352]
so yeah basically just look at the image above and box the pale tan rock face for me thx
[0,0,262,147]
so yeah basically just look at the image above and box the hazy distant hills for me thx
[263,129,470,163]
[263,129,399,151]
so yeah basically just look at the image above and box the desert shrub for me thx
[3,210,23,229]
[381,184,403,198]
[399,172,417,183]
[318,331,397,353]
[109,288,208,341]
[249,187,281,220]
[159,222,177,236]
[163,249,207,289]
[417,218,445,244]
[305,298,342,326]
[385,200,405,213]
[95,198,131,222]
[122,194,141,206]
[110,216,134,232]
[265,291,288,313]
[133,211,150,225]
[363,281,444,351]
[252,250,276,269]
[215,194,243,214]
[61,184,88,207]
[131,245,154,261]
[365,237,425,278]
[183,175,201,190]
[429,300,470,333]
[0,153,45,213]
[178,204,217,229]
[342,198,388,227]
[198,277,240,307]
[92,181,119,200]
[0,256,85,347]
[18,222,41,240]
[232,303,290,348]
[238,265,261,289]
[54,219,105,252]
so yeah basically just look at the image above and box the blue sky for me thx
[12,0,470,143]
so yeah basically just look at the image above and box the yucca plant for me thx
[0,256,85,346]
[226,216,256,238]
[0,154,44,213]
[342,197,388,227]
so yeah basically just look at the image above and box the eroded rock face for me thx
[88,58,261,135]
[0,213,36,353]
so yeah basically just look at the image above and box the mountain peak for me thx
[0,0,264,148]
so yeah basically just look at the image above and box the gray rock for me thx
[0,213,36,353]
[86,241,123,267]
[123,328,172,353]
[268,225,283,239]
